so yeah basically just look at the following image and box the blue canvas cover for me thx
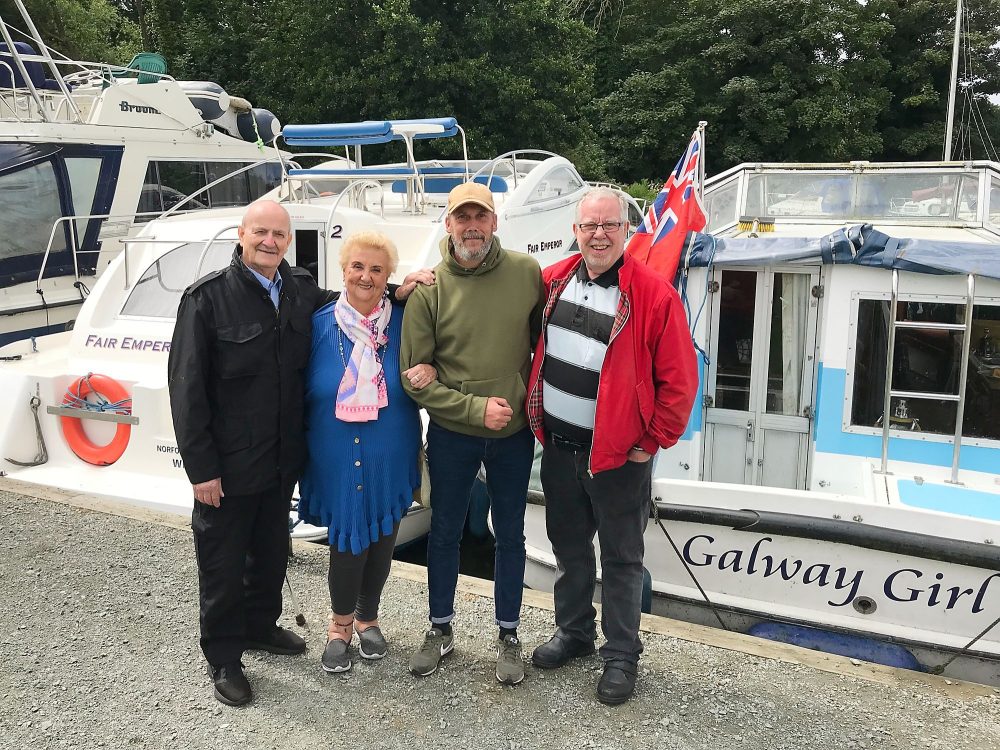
[682,224,1000,282]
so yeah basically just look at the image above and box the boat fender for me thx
[237,108,282,146]
[60,374,132,466]
[748,621,923,673]
[177,81,231,122]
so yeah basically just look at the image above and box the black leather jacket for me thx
[168,250,328,496]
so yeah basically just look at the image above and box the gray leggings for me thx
[328,521,400,622]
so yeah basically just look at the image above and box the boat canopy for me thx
[281,117,459,147]
[683,224,1000,282]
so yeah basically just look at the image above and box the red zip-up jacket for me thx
[526,252,698,474]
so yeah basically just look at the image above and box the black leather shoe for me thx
[531,634,596,669]
[210,661,252,706]
[245,626,307,655]
[596,660,637,705]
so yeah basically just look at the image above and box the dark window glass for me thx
[156,161,208,211]
[851,298,1000,440]
[206,162,251,207]
[136,162,162,222]
[248,162,283,198]
[715,270,756,411]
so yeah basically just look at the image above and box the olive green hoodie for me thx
[400,235,543,438]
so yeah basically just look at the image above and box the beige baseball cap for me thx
[446,181,495,215]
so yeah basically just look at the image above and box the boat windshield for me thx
[120,241,232,318]
[705,164,1000,232]
[747,172,980,221]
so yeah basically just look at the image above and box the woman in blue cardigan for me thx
[298,231,435,673]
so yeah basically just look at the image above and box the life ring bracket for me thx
[47,405,139,425]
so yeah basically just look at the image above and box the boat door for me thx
[292,222,328,285]
[703,267,820,489]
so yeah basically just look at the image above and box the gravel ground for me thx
[2,486,1000,750]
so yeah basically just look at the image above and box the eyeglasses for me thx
[577,221,625,234]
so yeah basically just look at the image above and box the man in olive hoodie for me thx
[400,182,543,685]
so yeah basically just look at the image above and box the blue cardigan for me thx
[298,301,420,554]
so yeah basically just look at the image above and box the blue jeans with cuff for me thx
[425,420,534,630]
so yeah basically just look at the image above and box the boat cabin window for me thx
[745,171,982,222]
[137,160,283,220]
[120,241,232,318]
[0,159,63,263]
[990,177,1000,228]
[704,178,739,232]
[0,142,122,285]
[523,166,583,205]
[850,298,1000,441]
[64,157,102,244]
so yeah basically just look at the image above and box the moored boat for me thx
[522,159,1000,686]
[0,7,289,346]
[0,114,638,548]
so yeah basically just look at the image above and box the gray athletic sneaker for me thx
[357,626,388,660]
[408,627,454,676]
[495,634,525,685]
[321,639,352,673]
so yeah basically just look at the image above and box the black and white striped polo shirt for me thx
[542,256,623,443]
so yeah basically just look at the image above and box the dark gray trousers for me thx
[328,521,400,622]
[540,441,652,663]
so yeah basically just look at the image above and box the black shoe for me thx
[531,634,596,669]
[209,661,252,706]
[245,626,307,655]
[596,660,637,705]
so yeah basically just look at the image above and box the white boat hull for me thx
[523,478,1000,686]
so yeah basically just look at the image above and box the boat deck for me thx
[2,477,998,750]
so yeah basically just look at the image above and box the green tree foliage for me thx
[865,0,1000,161]
[4,0,998,182]
[147,0,602,173]
[593,0,892,180]
[0,0,139,64]
[588,0,1000,181]
[148,0,257,96]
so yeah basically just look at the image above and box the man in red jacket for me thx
[526,187,698,704]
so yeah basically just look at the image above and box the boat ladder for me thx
[877,270,976,484]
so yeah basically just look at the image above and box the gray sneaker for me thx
[409,627,454,676]
[496,634,525,685]
[358,626,388,660]
[321,639,352,673]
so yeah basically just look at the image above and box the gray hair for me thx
[575,187,628,223]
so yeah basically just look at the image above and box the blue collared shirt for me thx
[243,261,282,309]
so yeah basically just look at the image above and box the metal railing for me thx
[1,5,178,125]
[28,154,289,292]
[878,269,978,483]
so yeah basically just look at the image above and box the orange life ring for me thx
[60,374,131,466]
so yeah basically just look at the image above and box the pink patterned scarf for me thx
[334,291,391,422]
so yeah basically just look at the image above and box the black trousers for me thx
[540,441,652,663]
[191,484,291,667]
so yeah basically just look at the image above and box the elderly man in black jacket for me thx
[168,201,433,706]
[168,200,319,706]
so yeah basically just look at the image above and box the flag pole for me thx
[697,121,708,202]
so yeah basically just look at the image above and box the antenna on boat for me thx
[943,0,963,160]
